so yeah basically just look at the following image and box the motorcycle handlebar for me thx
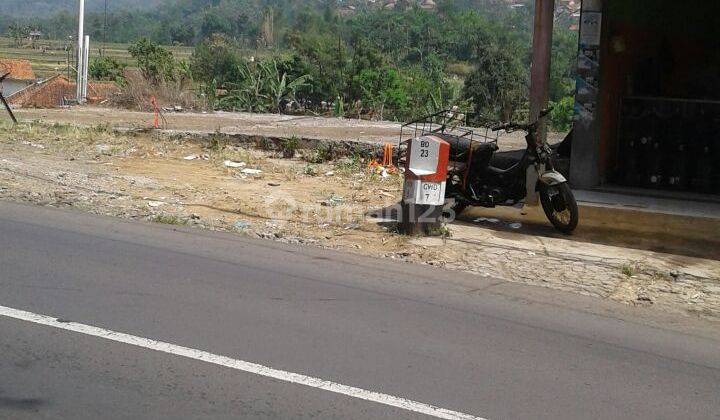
[491,122,514,131]
[491,107,554,132]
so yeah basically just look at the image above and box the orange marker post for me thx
[151,96,159,129]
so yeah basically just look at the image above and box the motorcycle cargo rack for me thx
[397,109,500,173]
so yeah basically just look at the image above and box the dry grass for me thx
[111,71,207,112]
[446,62,475,77]
[2,120,125,147]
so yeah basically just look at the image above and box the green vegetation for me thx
[462,43,527,122]
[303,164,318,176]
[307,143,338,164]
[151,214,187,225]
[219,59,311,113]
[622,264,637,277]
[0,37,193,79]
[88,56,126,83]
[1,0,579,129]
[0,0,163,17]
[549,96,575,133]
[280,136,300,158]
[129,38,179,83]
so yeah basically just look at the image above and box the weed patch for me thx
[151,214,186,225]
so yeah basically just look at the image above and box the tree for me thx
[351,66,407,120]
[550,27,578,102]
[200,9,233,39]
[169,23,195,45]
[7,22,29,47]
[463,43,528,121]
[190,35,242,86]
[128,38,176,83]
[287,31,349,103]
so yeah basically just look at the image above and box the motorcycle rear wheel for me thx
[539,183,578,234]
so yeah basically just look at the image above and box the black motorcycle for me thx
[400,108,579,234]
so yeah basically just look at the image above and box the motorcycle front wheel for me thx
[539,183,579,234]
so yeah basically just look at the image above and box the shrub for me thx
[280,136,300,158]
[549,96,575,132]
[88,57,126,83]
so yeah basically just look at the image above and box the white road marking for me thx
[0,304,487,420]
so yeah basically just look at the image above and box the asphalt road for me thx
[0,201,719,420]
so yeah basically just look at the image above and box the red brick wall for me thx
[8,75,119,108]
[8,75,74,108]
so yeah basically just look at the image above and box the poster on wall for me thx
[582,0,602,12]
[575,7,603,127]
[571,1,604,186]
[580,12,602,47]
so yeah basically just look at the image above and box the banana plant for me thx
[264,61,311,113]
[220,59,310,113]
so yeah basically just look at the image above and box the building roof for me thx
[7,74,120,108]
[0,59,36,81]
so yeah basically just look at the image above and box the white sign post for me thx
[402,136,447,206]
[400,136,449,235]
[402,178,446,206]
[408,136,440,176]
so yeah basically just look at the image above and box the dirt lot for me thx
[1,120,718,320]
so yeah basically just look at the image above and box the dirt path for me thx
[15,106,564,151]
[0,120,718,320]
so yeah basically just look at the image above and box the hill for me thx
[0,0,163,17]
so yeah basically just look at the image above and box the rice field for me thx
[0,37,194,79]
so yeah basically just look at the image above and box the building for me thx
[570,0,720,197]
[28,30,43,48]
[0,58,118,108]
[0,59,37,97]
[6,74,120,108]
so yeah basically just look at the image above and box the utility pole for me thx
[66,37,71,81]
[76,0,85,103]
[82,35,90,100]
[529,0,555,144]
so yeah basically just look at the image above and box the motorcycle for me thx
[400,108,579,234]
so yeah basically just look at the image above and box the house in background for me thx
[28,30,43,49]
[7,74,121,108]
[0,58,118,108]
[0,59,37,96]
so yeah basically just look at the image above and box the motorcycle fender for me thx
[539,170,567,186]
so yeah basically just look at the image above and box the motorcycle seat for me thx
[437,134,498,160]
[473,142,499,155]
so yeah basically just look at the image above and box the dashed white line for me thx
[0,304,487,420]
